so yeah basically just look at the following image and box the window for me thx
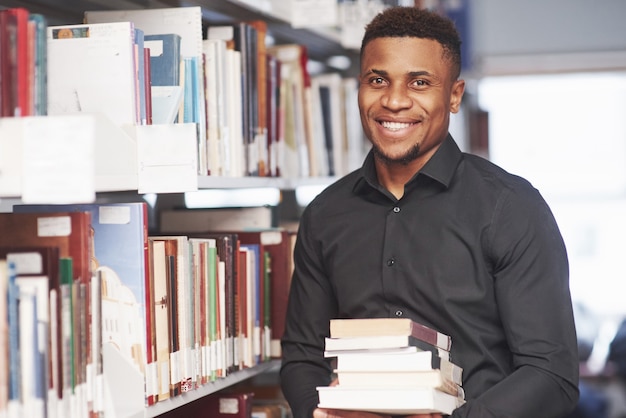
[478,71,626,320]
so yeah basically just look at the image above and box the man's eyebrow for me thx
[408,70,432,77]
[364,69,433,78]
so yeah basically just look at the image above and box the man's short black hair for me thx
[361,6,462,80]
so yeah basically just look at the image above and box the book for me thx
[0,212,92,284]
[0,10,16,117]
[134,28,147,125]
[202,38,229,177]
[247,20,269,177]
[29,13,48,117]
[333,347,462,385]
[324,335,450,361]
[330,317,452,351]
[0,261,7,414]
[148,239,170,402]
[313,73,347,176]
[334,369,463,397]
[144,33,181,87]
[233,22,258,177]
[316,385,464,415]
[7,8,30,117]
[47,21,138,128]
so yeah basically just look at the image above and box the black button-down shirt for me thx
[280,135,579,418]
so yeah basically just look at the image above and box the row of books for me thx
[1,5,369,181]
[0,202,296,417]
[318,318,466,415]
[0,8,47,117]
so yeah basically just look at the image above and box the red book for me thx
[0,212,92,284]
[144,47,153,125]
[7,7,31,116]
[0,9,18,117]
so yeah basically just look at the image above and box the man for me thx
[280,6,579,418]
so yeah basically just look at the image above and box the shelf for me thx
[1,0,357,65]
[145,360,281,417]
[196,175,337,190]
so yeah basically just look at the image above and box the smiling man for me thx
[280,6,579,418]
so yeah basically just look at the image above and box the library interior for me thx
[1,0,626,417]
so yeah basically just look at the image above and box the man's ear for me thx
[450,79,465,114]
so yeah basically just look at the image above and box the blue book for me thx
[134,28,147,125]
[7,261,20,403]
[144,33,181,87]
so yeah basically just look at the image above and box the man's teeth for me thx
[381,121,412,131]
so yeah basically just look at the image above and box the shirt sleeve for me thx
[453,184,579,417]
[280,203,336,418]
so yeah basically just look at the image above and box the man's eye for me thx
[371,77,385,85]
[413,79,427,87]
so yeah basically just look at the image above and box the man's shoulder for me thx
[461,152,535,192]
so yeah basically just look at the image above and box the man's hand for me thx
[313,408,391,418]
[313,408,443,418]
[315,380,443,418]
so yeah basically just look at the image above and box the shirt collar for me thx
[354,134,462,194]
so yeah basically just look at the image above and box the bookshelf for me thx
[0,1,361,417]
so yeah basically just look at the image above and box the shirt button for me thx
[393,206,400,213]
[386,258,395,267]
[395,310,403,317]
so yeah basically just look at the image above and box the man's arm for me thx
[454,185,579,417]
[280,205,337,418]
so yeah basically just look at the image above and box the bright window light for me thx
[478,71,626,319]
[184,188,281,209]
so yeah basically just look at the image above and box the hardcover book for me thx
[0,212,92,285]
[144,33,181,87]
[334,370,463,397]
[333,347,462,385]
[317,385,464,416]
[330,317,452,351]
[324,335,450,361]
[148,239,170,402]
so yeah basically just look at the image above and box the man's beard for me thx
[372,142,421,166]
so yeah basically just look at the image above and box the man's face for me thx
[358,37,465,167]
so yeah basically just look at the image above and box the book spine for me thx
[410,322,452,351]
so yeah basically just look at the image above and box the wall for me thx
[469,0,626,75]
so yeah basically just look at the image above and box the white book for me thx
[47,22,138,129]
[227,49,244,177]
[317,385,464,416]
[333,347,462,385]
[0,261,8,416]
[309,77,329,177]
[334,369,463,398]
[17,285,45,418]
[203,39,224,177]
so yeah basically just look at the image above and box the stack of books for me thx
[317,318,466,416]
